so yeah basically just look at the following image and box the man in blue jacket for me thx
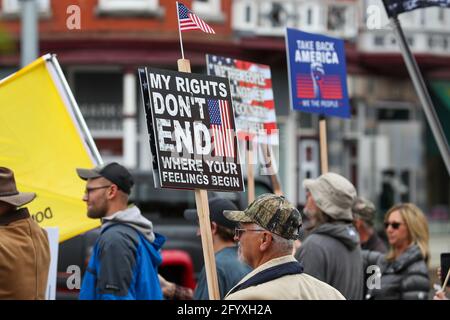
[76,162,165,300]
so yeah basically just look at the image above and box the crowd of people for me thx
[0,163,448,300]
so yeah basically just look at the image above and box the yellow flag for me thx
[0,55,101,242]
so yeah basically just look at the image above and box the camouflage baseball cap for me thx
[223,193,302,240]
[352,197,376,226]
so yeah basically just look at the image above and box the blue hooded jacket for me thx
[79,206,165,300]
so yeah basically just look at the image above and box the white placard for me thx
[44,227,59,300]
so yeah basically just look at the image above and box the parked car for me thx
[56,171,274,299]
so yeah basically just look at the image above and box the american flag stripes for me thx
[177,2,215,34]
[208,99,234,158]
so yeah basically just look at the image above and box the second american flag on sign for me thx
[208,99,235,158]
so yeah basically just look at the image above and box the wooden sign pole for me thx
[247,140,255,205]
[261,143,283,196]
[177,58,220,300]
[319,115,329,174]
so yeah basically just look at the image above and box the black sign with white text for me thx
[139,68,244,191]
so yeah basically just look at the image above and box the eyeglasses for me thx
[384,221,403,230]
[234,228,265,238]
[84,185,111,195]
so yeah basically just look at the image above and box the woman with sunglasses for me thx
[363,203,430,300]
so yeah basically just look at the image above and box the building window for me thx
[245,5,251,23]
[374,35,385,46]
[268,3,289,27]
[97,0,163,16]
[438,8,445,23]
[1,0,50,15]
[327,5,347,32]
[407,37,414,46]
[192,0,223,22]
[74,71,124,137]
[428,35,447,50]
[307,8,313,26]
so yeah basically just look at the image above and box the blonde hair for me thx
[384,203,430,264]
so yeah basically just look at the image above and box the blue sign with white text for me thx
[285,28,350,118]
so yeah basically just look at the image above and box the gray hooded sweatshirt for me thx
[102,205,155,243]
[295,223,364,300]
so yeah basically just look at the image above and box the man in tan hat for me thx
[0,167,50,299]
[294,172,363,300]
[223,193,344,300]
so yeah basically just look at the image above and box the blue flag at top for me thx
[383,0,450,17]
[285,28,350,119]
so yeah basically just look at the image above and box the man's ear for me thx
[260,232,272,251]
[210,221,218,235]
[107,184,118,200]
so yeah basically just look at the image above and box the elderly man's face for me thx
[234,222,265,268]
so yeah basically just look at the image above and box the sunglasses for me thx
[384,221,403,230]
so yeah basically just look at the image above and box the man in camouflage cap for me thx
[352,197,387,253]
[223,193,344,300]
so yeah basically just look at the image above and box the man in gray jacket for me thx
[295,173,364,300]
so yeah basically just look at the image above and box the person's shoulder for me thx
[295,273,346,299]
[216,247,250,273]
[100,224,139,246]
[298,234,329,253]
[404,257,429,275]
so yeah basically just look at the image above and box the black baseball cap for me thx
[76,162,134,194]
[184,197,239,230]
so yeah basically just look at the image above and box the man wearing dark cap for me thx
[223,193,344,300]
[161,197,251,300]
[0,167,50,299]
[294,173,363,300]
[352,197,387,253]
[76,162,165,300]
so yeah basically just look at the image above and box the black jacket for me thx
[363,244,430,300]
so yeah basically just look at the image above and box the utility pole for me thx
[20,0,39,67]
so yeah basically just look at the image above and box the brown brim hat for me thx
[303,172,356,221]
[224,193,302,240]
[0,167,36,207]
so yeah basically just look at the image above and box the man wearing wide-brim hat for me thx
[0,167,50,300]
[294,172,364,300]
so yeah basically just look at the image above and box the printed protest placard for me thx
[140,68,244,191]
[206,55,278,145]
[138,68,160,185]
[286,28,350,118]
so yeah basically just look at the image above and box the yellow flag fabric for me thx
[0,56,100,242]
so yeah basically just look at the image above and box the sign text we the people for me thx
[141,68,244,192]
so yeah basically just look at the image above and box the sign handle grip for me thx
[319,116,328,174]
[195,189,220,300]
[247,140,255,205]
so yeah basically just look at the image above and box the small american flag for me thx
[208,99,234,158]
[177,2,215,34]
